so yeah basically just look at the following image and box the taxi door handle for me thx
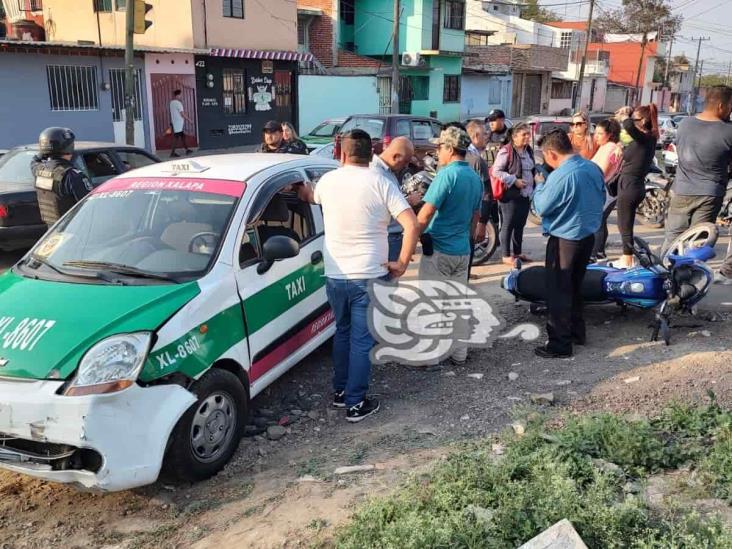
[311,251,323,265]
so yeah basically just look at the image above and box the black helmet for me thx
[38,127,76,157]
[486,109,506,122]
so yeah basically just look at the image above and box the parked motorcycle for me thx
[401,154,499,265]
[502,224,719,345]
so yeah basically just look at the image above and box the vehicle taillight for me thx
[383,134,393,148]
[665,143,675,152]
[0,205,8,218]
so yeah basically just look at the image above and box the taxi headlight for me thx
[64,332,152,396]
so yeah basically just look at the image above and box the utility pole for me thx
[124,1,135,145]
[689,36,710,115]
[572,0,594,111]
[633,32,648,106]
[390,0,400,115]
[662,35,673,110]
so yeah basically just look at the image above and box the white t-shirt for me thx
[314,165,410,279]
[170,99,185,133]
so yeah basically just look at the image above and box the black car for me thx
[0,142,160,251]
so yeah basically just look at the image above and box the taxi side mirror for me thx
[257,236,300,274]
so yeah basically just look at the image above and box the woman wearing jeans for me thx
[614,104,658,268]
[493,123,535,266]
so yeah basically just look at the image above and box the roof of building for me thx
[546,21,587,30]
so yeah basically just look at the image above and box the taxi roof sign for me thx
[162,160,210,175]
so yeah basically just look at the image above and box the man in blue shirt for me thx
[533,130,606,358]
[417,126,484,364]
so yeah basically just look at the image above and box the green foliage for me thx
[594,0,682,40]
[519,0,560,24]
[336,404,732,548]
[700,427,732,502]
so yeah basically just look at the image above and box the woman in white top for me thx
[590,118,624,261]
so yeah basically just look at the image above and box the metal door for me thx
[522,74,542,116]
[273,70,294,123]
[151,74,198,151]
[511,73,523,118]
[377,76,391,114]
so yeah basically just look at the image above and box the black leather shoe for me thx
[572,335,586,346]
[534,345,572,359]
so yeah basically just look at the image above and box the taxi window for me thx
[241,190,315,266]
[25,180,242,283]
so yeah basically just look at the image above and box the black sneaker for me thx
[332,390,345,408]
[346,399,380,423]
[170,151,180,158]
[185,149,193,155]
[534,345,572,359]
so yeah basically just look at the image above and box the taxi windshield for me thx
[23,179,242,283]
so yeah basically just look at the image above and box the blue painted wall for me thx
[0,52,149,150]
[461,74,513,120]
[298,75,380,134]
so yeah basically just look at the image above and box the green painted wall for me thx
[407,56,462,121]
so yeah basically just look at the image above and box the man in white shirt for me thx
[300,130,419,422]
[169,89,192,157]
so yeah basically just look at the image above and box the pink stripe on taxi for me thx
[95,177,246,197]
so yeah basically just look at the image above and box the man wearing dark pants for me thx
[533,131,605,358]
[299,130,419,422]
[663,85,732,250]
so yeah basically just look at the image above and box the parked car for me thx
[310,141,335,158]
[301,117,346,151]
[658,116,677,148]
[663,142,678,174]
[334,114,443,181]
[525,116,573,150]
[0,150,8,159]
[0,142,159,251]
[0,153,340,491]
[672,114,689,126]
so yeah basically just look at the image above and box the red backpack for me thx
[489,145,513,202]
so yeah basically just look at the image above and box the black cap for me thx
[486,109,506,122]
[263,120,282,133]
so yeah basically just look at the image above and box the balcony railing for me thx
[18,0,42,11]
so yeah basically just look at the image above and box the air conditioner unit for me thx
[401,52,424,67]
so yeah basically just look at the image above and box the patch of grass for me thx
[297,456,325,477]
[700,427,732,502]
[348,444,369,465]
[307,518,328,531]
[336,404,732,548]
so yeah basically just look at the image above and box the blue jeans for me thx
[387,232,403,263]
[326,277,376,407]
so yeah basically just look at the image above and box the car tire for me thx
[636,188,667,229]
[163,368,248,483]
[471,222,498,266]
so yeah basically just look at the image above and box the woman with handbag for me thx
[614,104,659,268]
[492,123,535,266]
[590,118,624,261]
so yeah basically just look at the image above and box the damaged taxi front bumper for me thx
[0,379,196,491]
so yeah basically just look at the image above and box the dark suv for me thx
[0,142,159,251]
[334,114,442,180]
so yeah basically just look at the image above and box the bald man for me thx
[370,136,419,263]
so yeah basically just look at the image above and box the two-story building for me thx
[0,0,309,151]
[297,0,466,129]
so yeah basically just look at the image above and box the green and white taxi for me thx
[0,154,339,491]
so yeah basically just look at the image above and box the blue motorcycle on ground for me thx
[502,224,719,345]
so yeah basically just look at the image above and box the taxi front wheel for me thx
[163,368,249,483]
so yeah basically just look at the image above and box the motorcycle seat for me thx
[516,266,608,303]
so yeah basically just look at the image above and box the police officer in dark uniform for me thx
[481,110,510,235]
[31,127,92,226]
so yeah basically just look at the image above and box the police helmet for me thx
[38,127,76,157]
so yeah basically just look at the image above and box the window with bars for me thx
[18,0,43,11]
[339,0,354,24]
[551,80,573,99]
[223,0,244,18]
[94,0,113,12]
[444,0,465,30]
[46,65,99,112]
[222,69,246,115]
[109,68,144,121]
[443,75,460,103]
[560,31,572,49]
[408,76,430,101]
[274,71,292,108]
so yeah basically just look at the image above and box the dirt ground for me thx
[1,223,731,549]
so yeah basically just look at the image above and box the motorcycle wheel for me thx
[662,222,719,265]
[472,222,498,266]
[528,199,542,226]
[636,188,668,229]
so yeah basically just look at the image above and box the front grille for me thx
[0,434,102,472]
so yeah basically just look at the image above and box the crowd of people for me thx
[288,85,732,424]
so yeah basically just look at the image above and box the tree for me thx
[520,0,561,24]
[594,0,682,103]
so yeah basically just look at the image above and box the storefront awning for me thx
[209,48,314,62]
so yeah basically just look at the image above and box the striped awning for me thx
[209,48,314,62]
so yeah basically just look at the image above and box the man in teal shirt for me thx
[533,130,605,359]
[417,126,483,364]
